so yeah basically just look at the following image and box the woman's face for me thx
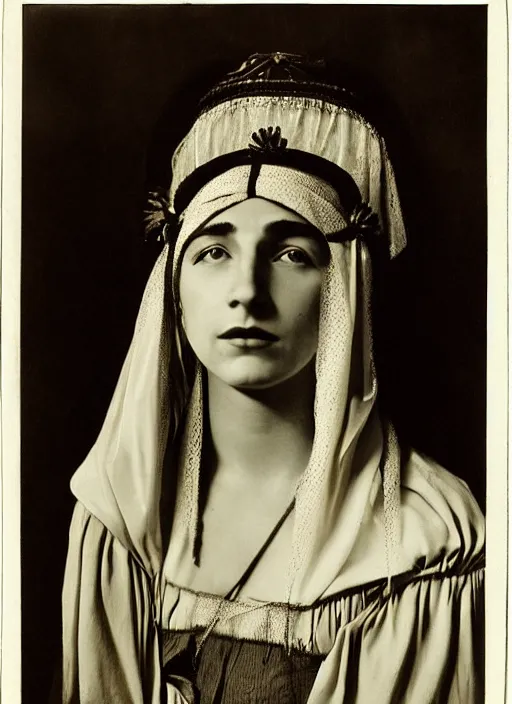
[179,198,328,390]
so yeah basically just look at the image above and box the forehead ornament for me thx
[249,126,288,155]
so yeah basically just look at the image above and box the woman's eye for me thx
[195,247,228,264]
[276,249,312,266]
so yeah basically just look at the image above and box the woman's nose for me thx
[227,256,271,313]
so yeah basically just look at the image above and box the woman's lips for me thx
[223,338,276,349]
[217,326,279,349]
[218,326,279,341]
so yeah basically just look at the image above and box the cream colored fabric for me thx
[170,95,407,258]
[308,568,484,703]
[161,453,483,648]
[62,504,163,703]
[62,451,484,703]
[69,248,170,577]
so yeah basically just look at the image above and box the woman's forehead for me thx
[207,197,309,226]
[197,197,327,246]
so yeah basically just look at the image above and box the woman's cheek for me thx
[296,284,322,329]
[181,292,217,356]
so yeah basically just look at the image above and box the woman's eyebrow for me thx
[193,221,235,238]
[264,220,325,243]
[191,219,324,243]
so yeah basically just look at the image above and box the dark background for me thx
[22,5,487,703]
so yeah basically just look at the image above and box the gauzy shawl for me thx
[61,94,485,704]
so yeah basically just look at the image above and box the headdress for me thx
[72,53,411,622]
[146,52,406,257]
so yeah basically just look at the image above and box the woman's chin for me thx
[204,358,279,390]
[210,358,310,392]
[226,371,286,391]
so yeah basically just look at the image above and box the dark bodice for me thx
[162,629,324,704]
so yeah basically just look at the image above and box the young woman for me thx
[61,53,484,703]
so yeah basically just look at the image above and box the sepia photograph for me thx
[5,2,499,702]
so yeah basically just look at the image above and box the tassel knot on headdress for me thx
[326,201,382,248]
[143,187,177,244]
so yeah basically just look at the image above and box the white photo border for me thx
[1,2,506,702]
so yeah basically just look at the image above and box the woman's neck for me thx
[206,363,316,487]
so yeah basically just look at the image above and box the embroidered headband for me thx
[173,126,362,217]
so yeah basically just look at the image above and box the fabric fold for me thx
[62,503,162,703]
